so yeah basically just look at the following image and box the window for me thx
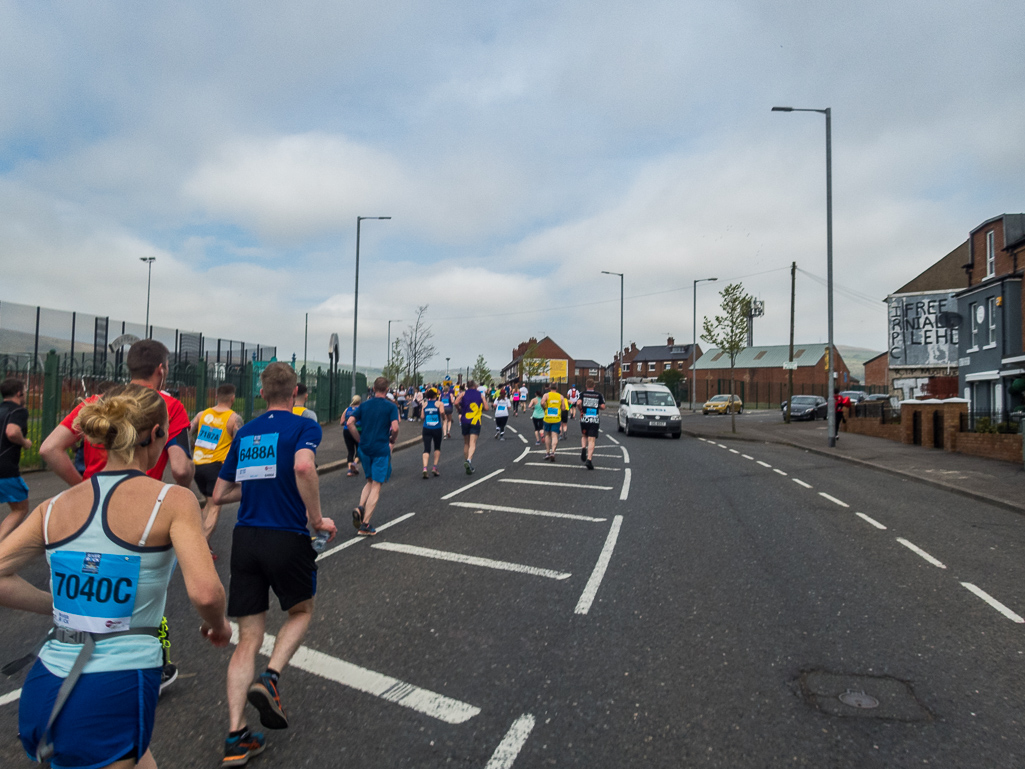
[986,230,995,277]
[648,362,657,372]
[754,350,767,360]
[969,302,978,349]
[987,296,997,346]
[622,363,630,373]
[664,361,671,369]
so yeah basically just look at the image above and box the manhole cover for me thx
[839,690,879,709]
[798,670,931,721]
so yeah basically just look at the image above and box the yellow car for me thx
[702,394,743,415]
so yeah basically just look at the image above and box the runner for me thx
[1,385,230,769]
[440,384,455,439]
[577,378,606,470]
[540,383,565,461]
[528,389,545,445]
[292,384,318,421]
[411,386,424,422]
[454,379,488,474]
[560,394,570,440]
[212,362,337,765]
[346,377,400,536]
[493,390,511,440]
[421,388,443,478]
[341,395,362,477]
[518,384,529,416]
[0,378,31,541]
[190,383,243,553]
[567,384,581,420]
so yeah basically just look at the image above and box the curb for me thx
[317,436,422,476]
[680,429,1025,516]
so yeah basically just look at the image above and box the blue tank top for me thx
[345,406,361,432]
[423,400,442,430]
[40,471,177,676]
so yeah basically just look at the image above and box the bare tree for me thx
[701,282,752,434]
[401,305,437,386]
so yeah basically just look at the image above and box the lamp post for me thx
[772,105,835,447]
[446,357,450,377]
[692,277,717,411]
[601,271,624,400]
[387,319,402,375]
[352,216,391,399]
[139,257,155,336]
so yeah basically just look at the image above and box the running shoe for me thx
[160,662,178,694]
[468,463,476,474]
[432,466,440,476]
[586,459,594,470]
[581,448,587,461]
[500,435,505,441]
[494,431,500,439]
[352,505,364,530]
[422,468,429,479]
[223,729,265,767]
[464,460,472,475]
[357,523,378,536]
[247,673,288,729]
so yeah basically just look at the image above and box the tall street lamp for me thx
[772,105,835,447]
[601,271,624,400]
[387,318,402,374]
[139,257,156,337]
[352,216,391,399]
[692,277,717,411]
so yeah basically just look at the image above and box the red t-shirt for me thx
[61,389,191,480]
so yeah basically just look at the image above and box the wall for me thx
[842,415,902,442]
[956,432,1023,464]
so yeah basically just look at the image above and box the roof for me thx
[631,343,695,362]
[574,359,602,369]
[1003,213,1025,250]
[893,241,969,294]
[694,344,827,370]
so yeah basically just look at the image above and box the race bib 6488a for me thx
[236,433,279,481]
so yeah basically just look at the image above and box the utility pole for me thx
[140,257,155,336]
[786,261,796,423]
[303,313,308,374]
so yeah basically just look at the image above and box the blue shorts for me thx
[0,476,29,504]
[358,449,392,483]
[543,422,561,433]
[19,659,160,769]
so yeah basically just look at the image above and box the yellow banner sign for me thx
[548,359,568,382]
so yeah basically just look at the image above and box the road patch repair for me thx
[798,670,931,721]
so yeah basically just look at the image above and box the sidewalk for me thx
[678,411,1025,515]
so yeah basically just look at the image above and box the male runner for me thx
[567,384,580,419]
[212,362,336,765]
[292,384,318,421]
[346,377,400,536]
[540,383,565,461]
[454,379,488,474]
[191,383,243,551]
[0,378,31,541]
[577,379,606,470]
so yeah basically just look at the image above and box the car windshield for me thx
[709,395,731,403]
[631,391,676,407]
[791,396,818,405]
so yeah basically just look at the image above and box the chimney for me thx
[667,336,674,346]
[630,342,638,353]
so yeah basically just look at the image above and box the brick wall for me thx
[955,433,1023,464]
[842,415,902,442]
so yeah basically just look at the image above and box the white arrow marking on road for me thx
[499,478,614,491]
[514,447,530,463]
[620,468,631,501]
[372,542,571,580]
[0,689,21,708]
[575,515,623,615]
[441,469,505,500]
[524,462,621,472]
[228,624,480,724]
[485,713,537,769]
[855,512,887,530]
[792,478,812,489]
[621,446,630,464]
[896,538,947,569]
[449,501,607,522]
[961,583,1025,623]
[818,492,850,508]
[317,513,416,561]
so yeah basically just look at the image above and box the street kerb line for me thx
[514,447,530,463]
[500,478,614,491]
[896,538,947,569]
[855,512,887,530]
[441,469,505,500]
[317,513,416,561]
[961,583,1025,623]
[620,468,631,501]
[621,445,630,464]
[0,689,21,708]
[818,492,850,508]
[228,623,480,724]
[485,713,537,769]
[449,501,607,522]
[575,515,624,615]
[371,542,572,580]
[524,462,621,472]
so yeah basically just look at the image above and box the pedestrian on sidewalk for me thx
[577,379,606,470]
[341,395,362,477]
[454,379,488,474]
[346,377,400,536]
[421,388,443,478]
[212,362,336,765]
[0,378,32,541]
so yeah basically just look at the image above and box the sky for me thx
[1,1,1023,375]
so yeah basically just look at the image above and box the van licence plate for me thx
[650,420,666,427]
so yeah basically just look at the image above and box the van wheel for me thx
[626,423,634,436]
[672,432,681,439]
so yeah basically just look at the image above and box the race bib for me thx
[236,433,279,481]
[195,423,223,451]
[425,410,440,428]
[51,551,140,634]
[546,406,559,417]
[586,407,598,416]
[496,405,508,417]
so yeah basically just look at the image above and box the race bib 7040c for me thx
[50,551,140,633]
[236,433,279,481]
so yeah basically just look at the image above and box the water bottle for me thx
[311,530,330,553]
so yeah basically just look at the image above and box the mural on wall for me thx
[887,291,960,368]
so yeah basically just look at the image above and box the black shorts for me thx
[422,429,442,453]
[532,418,544,431]
[461,422,481,436]
[581,422,601,438]
[194,461,223,498]
[561,410,569,424]
[228,527,318,616]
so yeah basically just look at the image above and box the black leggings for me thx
[495,416,508,433]
[423,429,443,453]
[344,430,358,464]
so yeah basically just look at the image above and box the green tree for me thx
[471,354,493,386]
[382,337,405,385]
[520,341,548,383]
[656,367,684,399]
[701,282,752,434]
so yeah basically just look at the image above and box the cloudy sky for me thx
[2,1,1023,374]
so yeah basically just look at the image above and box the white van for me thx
[617,383,682,438]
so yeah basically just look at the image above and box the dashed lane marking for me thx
[317,513,416,561]
[499,478,614,491]
[441,469,505,500]
[621,446,630,464]
[818,492,850,508]
[716,443,728,449]
[620,468,632,501]
[449,502,607,522]
[856,512,887,530]
[0,689,21,708]
[517,433,529,444]
[229,623,480,724]
[514,447,530,463]
[729,449,740,454]
[485,714,537,769]
[575,515,624,615]
[961,583,1025,623]
[773,468,787,476]
[506,426,519,434]
[756,460,772,468]
[524,462,621,472]
[741,454,754,460]
[372,542,572,580]
[896,538,947,569]
[792,478,812,489]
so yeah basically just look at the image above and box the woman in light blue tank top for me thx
[0,385,230,769]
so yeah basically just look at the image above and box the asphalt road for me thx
[2,411,1025,767]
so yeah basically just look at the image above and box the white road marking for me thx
[896,538,947,569]
[506,426,519,434]
[514,447,530,463]
[741,454,754,460]
[372,542,571,580]
[317,512,417,561]
[0,689,21,708]
[716,443,728,449]
[441,469,505,500]
[620,468,632,501]
[499,478,614,491]
[575,515,623,615]
[773,468,787,476]
[698,437,708,442]
[229,624,479,724]
[449,501,607,522]
[532,448,595,454]
[524,462,621,472]
[792,478,812,488]
[961,583,1025,623]
[729,449,740,454]
[621,446,630,464]
[606,435,620,445]
[855,512,887,530]
[485,714,537,769]
[517,433,528,444]
[818,492,850,508]
[756,460,772,468]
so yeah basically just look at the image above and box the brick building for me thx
[862,352,888,389]
[607,337,701,382]
[502,336,576,384]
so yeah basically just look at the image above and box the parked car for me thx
[618,383,682,438]
[782,395,828,421]
[839,390,867,404]
[702,394,743,415]
[864,394,891,402]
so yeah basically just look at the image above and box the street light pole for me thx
[352,216,391,399]
[772,105,835,446]
[692,277,717,411]
[601,271,624,400]
[139,257,155,336]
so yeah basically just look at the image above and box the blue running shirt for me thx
[351,397,398,458]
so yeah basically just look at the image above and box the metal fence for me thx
[960,411,1024,434]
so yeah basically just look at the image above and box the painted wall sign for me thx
[887,291,960,368]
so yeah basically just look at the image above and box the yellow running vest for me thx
[193,408,235,464]
[543,393,564,423]
[292,406,306,417]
